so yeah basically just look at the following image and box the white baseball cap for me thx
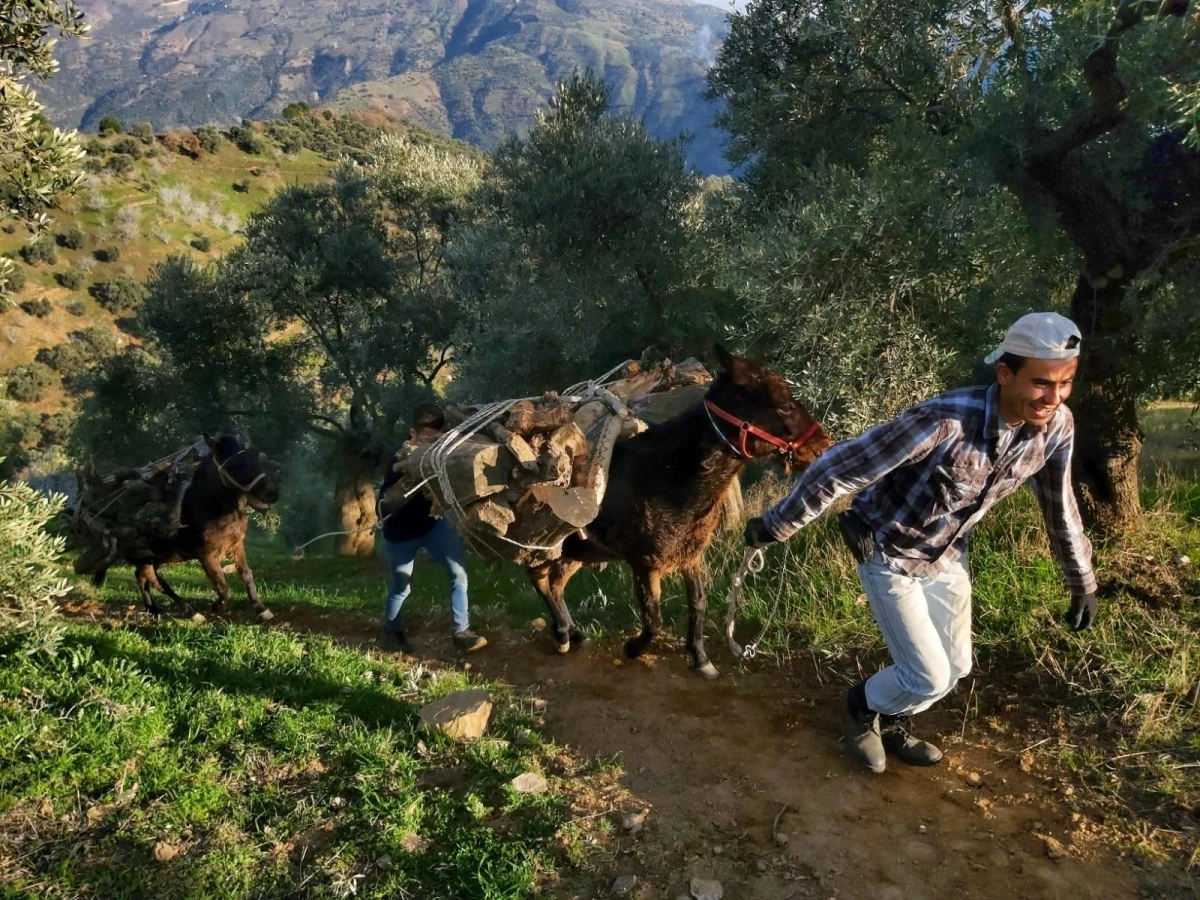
[984,312,1082,365]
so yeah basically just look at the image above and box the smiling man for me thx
[744,312,1097,773]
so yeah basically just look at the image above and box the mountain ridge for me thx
[37,0,732,172]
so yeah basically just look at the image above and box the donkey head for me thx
[705,345,831,469]
[205,434,282,510]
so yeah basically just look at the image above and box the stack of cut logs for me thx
[71,445,202,575]
[385,358,711,566]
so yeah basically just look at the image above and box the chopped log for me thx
[458,497,517,536]
[490,424,539,472]
[505,401,574,436]
[630,382,708,425]
[389,436,516,509]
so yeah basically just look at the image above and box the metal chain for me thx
[725,546,778,661]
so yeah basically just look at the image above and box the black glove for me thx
[836,509,875,565]
[744,517,777,549]
[1065,592,1097,632]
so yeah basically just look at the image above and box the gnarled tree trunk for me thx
[1066,274,1143,534]
[333,438,379,557]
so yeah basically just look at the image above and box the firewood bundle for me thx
[71,444,203,575]
[385,357,713,566]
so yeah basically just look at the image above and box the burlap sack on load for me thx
[384,358,714,567]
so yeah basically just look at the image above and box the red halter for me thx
[704,399,823,460]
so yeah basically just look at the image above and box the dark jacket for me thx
[378,452,437,543]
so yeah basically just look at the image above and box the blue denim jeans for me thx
[382,519,469,634]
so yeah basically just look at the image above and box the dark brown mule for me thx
[92,435,282,622]
[527,346,831,677]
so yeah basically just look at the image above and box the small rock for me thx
[1038,834,1070,860]
[532,617,548,631]
[1175,553,1191,567]
[532,698,548,714]
[620,808,650,833]
[712,844,723,855]
[918,825,927,835]
[612,874,638,895]
[399,833,429,854]
[330,796,347,810]
[690,876,724,900]
[775,832,789,846]
[152,841,178,863]
[757,859,769,873]
[38,800,53,817]
[418,689,493,741]
[375,854,392,870]
[511,772,549,794]
[965,772,984,788]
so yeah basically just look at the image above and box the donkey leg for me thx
[683,562,718,679]
[623,567,663,660]
[527,562,574,653]
[549,559,587,649]
[197,554,232,613]
[134,564,161,616]
[153,568,206,625]
[230,543,273,623]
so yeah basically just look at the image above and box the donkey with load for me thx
[387,346,830,676]
[72,434,282,622]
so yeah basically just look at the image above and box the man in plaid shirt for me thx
[744,312,1098,773]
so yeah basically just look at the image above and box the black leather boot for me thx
[843,682,886,773]
[880,714,943,766]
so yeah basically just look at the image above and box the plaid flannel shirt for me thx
[762,384,1096,596]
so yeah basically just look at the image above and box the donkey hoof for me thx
[623,638,645,660]
[257,609,275,623]
[556,641,571,654]
[569,630,591,649]
[695,661,720,680]
[190,612,207,625]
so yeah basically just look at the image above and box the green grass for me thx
[0,623,579,899]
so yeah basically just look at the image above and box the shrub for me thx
[94,246,120,264]
[232,179,250,193]
[106,153,134,174]
[59,225,86,250]
[5,266,26,293]
[160,131,182,155]
[19,238,57,266]
[282,101,309,120]
[65,298,87,316]
[55,269,83,289]
[35,343,88,378]
[230,124,265,155]
[5,362,54,402]
[112,137,142,158]
[195,126,223,154]
[70,326,118,358]
[19,298,52,318]
[0,473,68,654]
[178,132,203,159]
[190,235,212,252]
[97,116,122,135]
[129,122,154,143]
[84,138,107,156]
[89,276,144,312]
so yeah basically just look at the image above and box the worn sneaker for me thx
[881,715,943,766]
[843,682,886,773]
[453,629,488,652]
[379,629,412,654]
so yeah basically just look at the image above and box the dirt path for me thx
[70,598,1156,898]
[262,601,1149,900]
[452,631,1146,900]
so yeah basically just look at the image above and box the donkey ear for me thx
[713,343,735,373]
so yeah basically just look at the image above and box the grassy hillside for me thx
[37,0,730,173]
[0,110,476,473]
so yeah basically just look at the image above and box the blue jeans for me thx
[382,519,470,635]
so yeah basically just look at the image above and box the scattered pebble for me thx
[620,808,650,833]
[775,832,789,846]
[757,859,769,873]
[152,841,178,863]
[966,772,984,788]
[612,874,638,895]
[511,772,549,795]
[918,825,928,835]
[689,876,724,900]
